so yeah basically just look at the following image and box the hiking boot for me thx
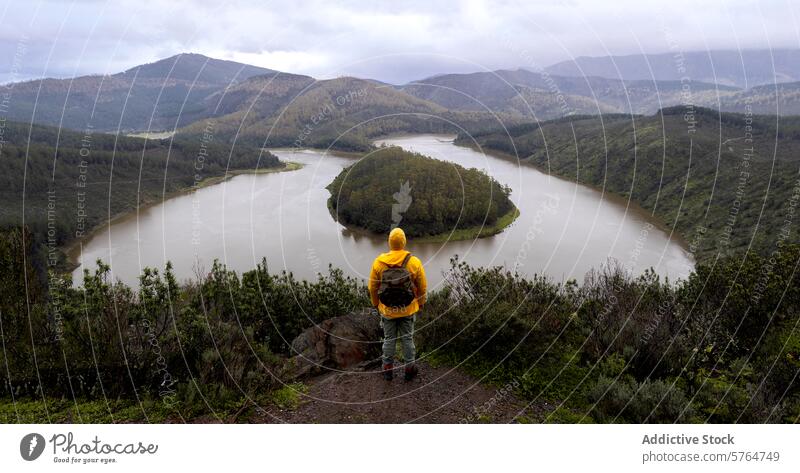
[382,363,394,381]
[404,364,418,382]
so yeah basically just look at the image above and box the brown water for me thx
[70,135,694,289]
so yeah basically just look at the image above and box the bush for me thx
[590,375,693,423]
[417,258,580,366]
[1,224,799,423]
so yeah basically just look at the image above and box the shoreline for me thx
[376,132,690,253]
[374,132,456,144]
[267,146,365,160]
[62,161,304,273]
[327,199,521,243]
[452,138,692,253]
[415,205,521,242]
[62,133,693,280]
[326,137,520,243]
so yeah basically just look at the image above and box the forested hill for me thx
[9,52,800,157]
[327,146,516,238]
[0,120,281,270]
[178,76,521,152]
[400,69,736,117]
[544,49,800,88]
[459,107,800,261]
[3,53,280,132]
[717,82,800,116]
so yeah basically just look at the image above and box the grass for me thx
[0,391,307,423]
[194,161,304,189]
[416,205,520,243]
[332,204,520,244]
[0,398,178,423]
[270,382,309,410]
[421,347,594,424]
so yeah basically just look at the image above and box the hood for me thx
[389,227,406,250]
[377,249,411,267]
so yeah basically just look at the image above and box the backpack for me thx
[378,253,417,308]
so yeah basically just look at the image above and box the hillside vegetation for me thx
[460,107,800,261]
[2,52,800,424]
[545,49,800,88]
[1,227,798,423]
[400,69,737,117]
[0,120,282,271]
[327,146,516,238]
[4,53,278,132]
[717,82,800,115]
[11,52,800,159]
[179,76,521,152]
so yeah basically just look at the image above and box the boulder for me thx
[289,309,382,376]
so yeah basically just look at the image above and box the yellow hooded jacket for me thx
[369,228,427,318]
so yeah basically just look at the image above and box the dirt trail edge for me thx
[259,360,550,423]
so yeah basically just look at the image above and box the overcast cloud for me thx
[0,0,798,84]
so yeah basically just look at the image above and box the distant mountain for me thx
[4,51,518,151]
[179,75,519,151]
[120,53,275,83]
[545,49,800,88]
[4,53,281,132]
[400,69,736,117]
[715,81,800,115]
[400,70,616,118]
[10,50,800,150]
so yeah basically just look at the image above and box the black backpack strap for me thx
[401,253,412,268]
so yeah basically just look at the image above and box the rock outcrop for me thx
[289,309,382,376]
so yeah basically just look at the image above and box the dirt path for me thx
[258,361,549,423]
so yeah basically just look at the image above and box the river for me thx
[70,134,694,289]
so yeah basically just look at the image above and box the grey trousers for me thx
[381,314,416,365]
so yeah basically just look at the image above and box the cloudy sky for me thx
[1,0,798,84]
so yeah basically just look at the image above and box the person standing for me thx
[368,228,427,381]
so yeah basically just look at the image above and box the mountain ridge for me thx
[544,48,800,88]
[401,68,739,118]
[2,53,284,132]
[5,51,800,150]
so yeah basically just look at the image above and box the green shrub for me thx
[1,225,799,423]
[590,375,693,423]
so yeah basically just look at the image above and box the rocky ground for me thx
[258,360,542,423]
[240,310,550,423]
